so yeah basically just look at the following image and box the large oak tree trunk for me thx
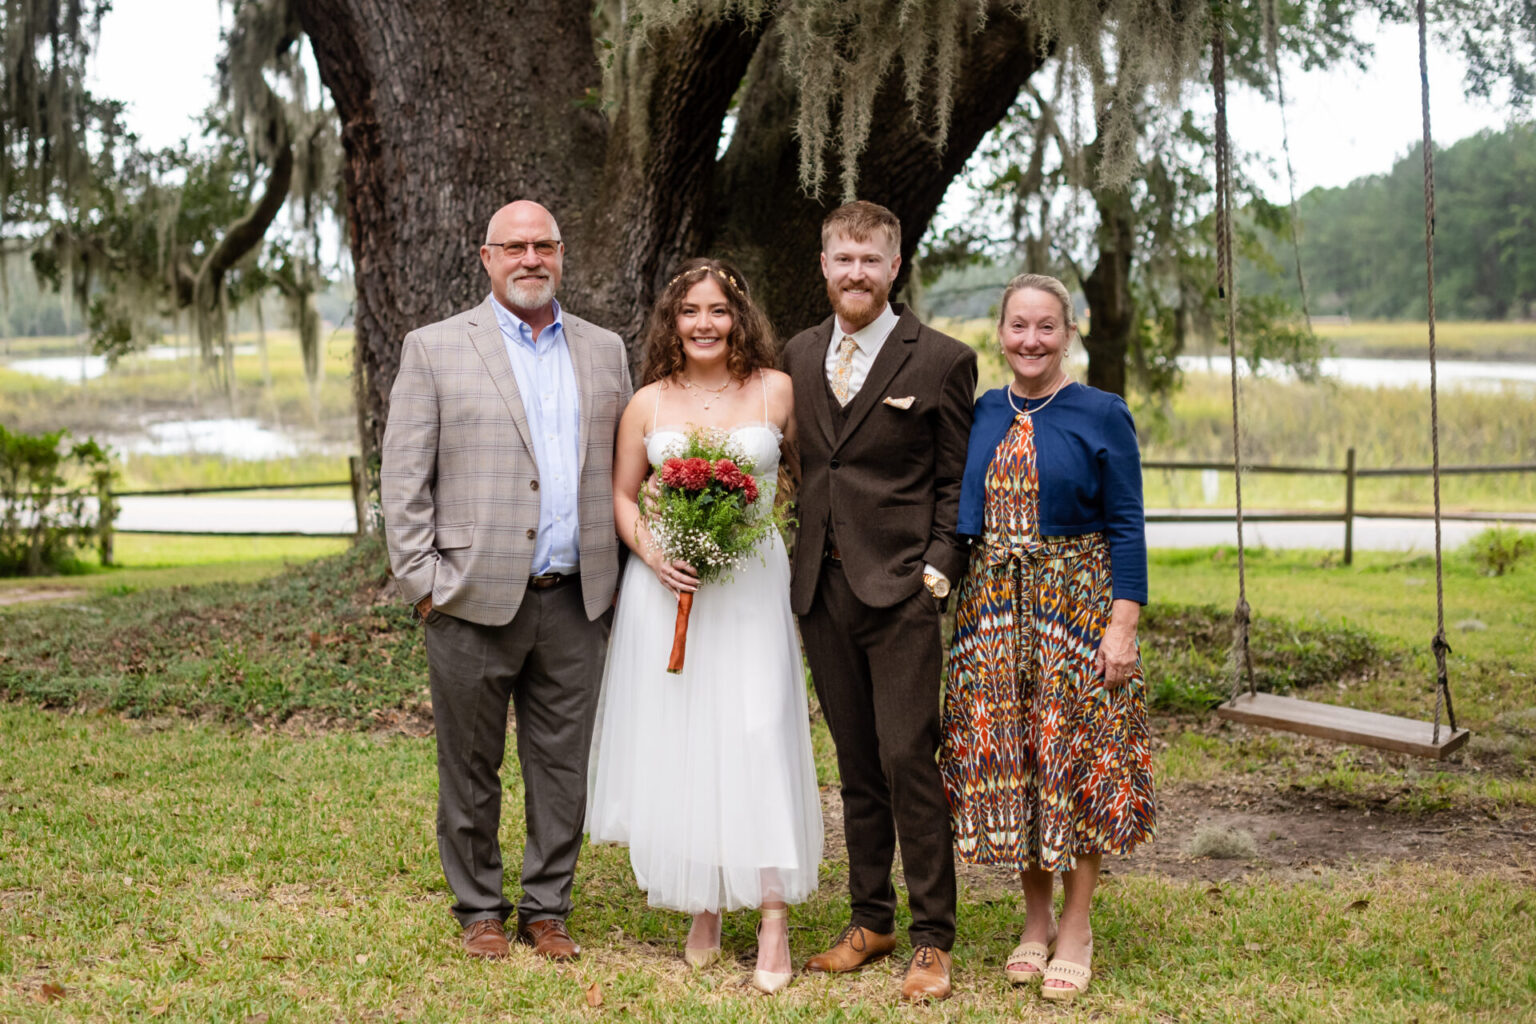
[296,0,1046,456]
[1080,170,1136,397]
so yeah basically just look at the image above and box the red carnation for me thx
[742,477,759,504]
[679,457,712,491]
[713,458,748,491]
[660,457,687,489]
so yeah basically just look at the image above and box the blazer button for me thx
[530,480,540,491]
[829,458,841,469]
[526,528,537,540]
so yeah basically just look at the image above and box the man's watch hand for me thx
[922,571,950,599]
[415,596,433,618]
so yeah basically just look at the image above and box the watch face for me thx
[933,578,950,598]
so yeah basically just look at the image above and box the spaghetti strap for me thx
[759,369,769,422]
[651,381,664,433]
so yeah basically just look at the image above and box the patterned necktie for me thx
[832,334,858,406]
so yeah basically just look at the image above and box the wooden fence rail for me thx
[96,451,1536,566]
[1144,448,1536,563]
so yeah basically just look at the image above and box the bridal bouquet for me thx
[639,429,786,673]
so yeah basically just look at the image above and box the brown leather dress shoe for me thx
[462,918,510,959]
[804,923,897,973]
[517,918,581,960]
[900,945,953,1002]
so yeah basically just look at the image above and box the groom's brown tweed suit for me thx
[782,303,976,951]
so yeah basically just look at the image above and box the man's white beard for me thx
[507,273,555,311]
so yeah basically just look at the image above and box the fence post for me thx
[1343,447,1357,566]
[98,480,115,568]
[349,455,369,538]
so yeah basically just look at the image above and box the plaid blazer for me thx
[381,297,632,625]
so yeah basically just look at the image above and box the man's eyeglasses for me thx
[486,239,561,258]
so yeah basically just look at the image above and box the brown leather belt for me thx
[527,572,573,590]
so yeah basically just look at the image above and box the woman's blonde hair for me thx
[998,273,1077,333]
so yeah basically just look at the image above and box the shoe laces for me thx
[910,944,940,969]
[833,923,869,952]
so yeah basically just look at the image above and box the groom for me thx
[782,200,977,1001]
[381,200,631,961]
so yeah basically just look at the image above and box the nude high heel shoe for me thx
[751,906,792,994]
[684,912,720,969]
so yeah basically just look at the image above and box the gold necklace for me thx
[678,374,733,411]
[1007,373,1071,417]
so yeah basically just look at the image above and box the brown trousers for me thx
[797,560,957,950]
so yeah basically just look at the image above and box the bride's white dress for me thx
[586,420,823,913]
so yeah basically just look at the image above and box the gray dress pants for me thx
[424,580,609,928]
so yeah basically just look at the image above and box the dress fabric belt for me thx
[984,532,1106,691]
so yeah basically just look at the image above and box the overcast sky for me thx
[89,2,1513,203]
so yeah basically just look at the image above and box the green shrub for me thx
[0,424,114,575]
[1464,525,1534,577]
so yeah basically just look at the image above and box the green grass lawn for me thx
[2,700,1532,1023]
[0,535,351,603]
[0,537,1532,1020]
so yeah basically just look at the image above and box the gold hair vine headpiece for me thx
[666,266,743,295]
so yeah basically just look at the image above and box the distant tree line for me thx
[1250,123,1536,320]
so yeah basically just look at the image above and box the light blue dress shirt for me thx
[491,295,582,575]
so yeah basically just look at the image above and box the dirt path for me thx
[816,783,1536,902]
[0,587,87,607]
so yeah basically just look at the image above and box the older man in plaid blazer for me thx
[382,200,632,962]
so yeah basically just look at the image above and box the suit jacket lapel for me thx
[835,309,917,447]
[468,297,539,462]
[565,314,596,474]
[803,318,838,448]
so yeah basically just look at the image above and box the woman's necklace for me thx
[1007,373,1071,417]
[678,373,733,411]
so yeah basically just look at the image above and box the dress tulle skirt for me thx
[586,531,823,913]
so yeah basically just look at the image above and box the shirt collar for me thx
[836,303,899,353]
[491,294,564,344]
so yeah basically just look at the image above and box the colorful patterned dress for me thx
[939,412,1155,871]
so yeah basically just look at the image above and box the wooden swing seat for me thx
[1217,691,1469,760]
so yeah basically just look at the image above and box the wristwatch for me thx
[922,571,950,599]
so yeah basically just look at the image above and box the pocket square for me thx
[882,395,916,410]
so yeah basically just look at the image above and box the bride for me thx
[586,258,822,993]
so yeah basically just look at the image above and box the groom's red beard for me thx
[826,278,890,332]
[507,272,556,311]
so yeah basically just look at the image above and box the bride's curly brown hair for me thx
[640,258,778,386]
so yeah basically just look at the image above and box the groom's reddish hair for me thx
[821,200,901,254]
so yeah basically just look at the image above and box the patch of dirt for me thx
[820,781,1536,904]
[0,587,86,606]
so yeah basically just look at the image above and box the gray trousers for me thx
[424,581,609,928]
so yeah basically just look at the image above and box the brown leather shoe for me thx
[804,923,897,973]
[900,945,952,1002]
[517,918,581,960]
[462,918,509,959]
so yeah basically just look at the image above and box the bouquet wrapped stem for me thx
[666,591,693,674]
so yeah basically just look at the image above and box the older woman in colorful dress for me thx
[938,273,1154,1004]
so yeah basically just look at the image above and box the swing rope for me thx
[1416,0,1457,741]
[1212,5,1257,701]
[1262,0,1312,328]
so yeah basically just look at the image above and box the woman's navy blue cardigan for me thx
[957,383,1148,604]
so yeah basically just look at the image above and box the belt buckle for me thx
[528,572,563,590]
